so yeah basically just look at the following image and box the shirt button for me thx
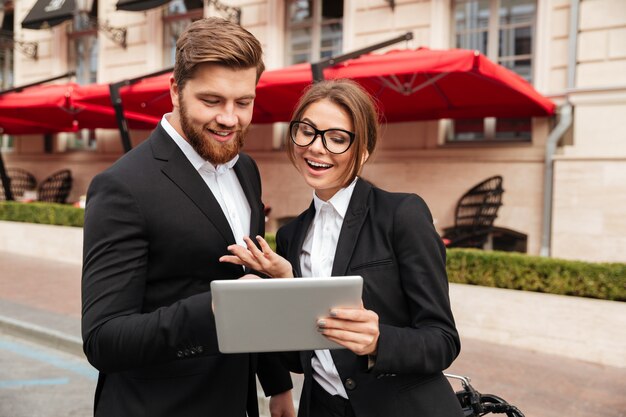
[177,350,183,358]
[344,378,357,390]
[184,349,190,357]
[197,346,204,353]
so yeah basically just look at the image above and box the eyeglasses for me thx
[289,121,355,154]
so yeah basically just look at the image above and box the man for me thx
[82,18,294,417]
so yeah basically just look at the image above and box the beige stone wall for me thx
[552,158,626,263]
[6,0,626,262]
[548,0,626,262]
[14,0,68,84]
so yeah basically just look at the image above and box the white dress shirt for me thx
[300,178,358,399]
[161,115,251,248]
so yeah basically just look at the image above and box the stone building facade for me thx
[2,0,625,262]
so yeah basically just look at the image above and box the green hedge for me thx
[447,249,625,302]
[0,201,84,227]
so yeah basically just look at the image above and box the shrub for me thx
[0,201,84,227]
[446,249,625,301]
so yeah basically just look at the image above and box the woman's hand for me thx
[219,235,294,278]
[317,304,380,356]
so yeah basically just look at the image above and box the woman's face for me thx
[293,99,355,201]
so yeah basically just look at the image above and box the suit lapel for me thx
[233,156,261,237]
[330,179,371,276]
[151,126,236,246]
[289,202,315,278]
[329,179,372,375]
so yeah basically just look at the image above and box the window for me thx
[66,11,98,150]
[163,0,203,68]
[1,135,14,151]
[1,1,14,89]
[68,12,98,85]
[449,0,536,142]
[286,0,343,65]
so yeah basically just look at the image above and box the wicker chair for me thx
[37,169,73,203]
[0,168,37,201]
[441,176,504,249]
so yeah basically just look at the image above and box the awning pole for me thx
[0,72,76,95]
[109,82,133,153]
[0,151,14,201]
[109,67,173,153]
[311,32,414,82]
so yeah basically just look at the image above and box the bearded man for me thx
[81,18,294,417]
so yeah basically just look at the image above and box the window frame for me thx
[162,1,203,68]
[448,0,536,143]
[285,0,344,66]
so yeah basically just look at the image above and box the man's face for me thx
[170,63,257,165]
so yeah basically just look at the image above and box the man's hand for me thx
[317,304,380,356]
[269,389,296,417]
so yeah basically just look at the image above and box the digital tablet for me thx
[211,276,363,353]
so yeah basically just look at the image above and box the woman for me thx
[221,79,463,417]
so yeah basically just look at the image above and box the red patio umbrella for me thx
[73,83,161,129]
[0,114,77,135]
[0,83,159,134]
[72,73,173,124]
[253,48,556,123]
[71,48,555,128]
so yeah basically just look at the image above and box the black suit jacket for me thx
[82,125,291,417]
[276,179,463,417]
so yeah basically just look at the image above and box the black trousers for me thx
[309,380,356,417]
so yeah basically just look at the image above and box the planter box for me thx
[0,220,82,265]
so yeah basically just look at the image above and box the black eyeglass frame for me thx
[289,120,356,155]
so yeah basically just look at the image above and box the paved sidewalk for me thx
[1,251,625,417]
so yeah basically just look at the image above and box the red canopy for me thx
[1,48,554,135]
[72,73,173,126]
[253,48,555,123]
[0,82,159,134]
[76,48,554,126]
[0,114,75,135]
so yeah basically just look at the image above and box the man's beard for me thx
[179,101,247,165]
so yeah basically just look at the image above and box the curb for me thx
[0,314,84,357]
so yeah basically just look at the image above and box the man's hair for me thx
[287,79,379,186]
[173,17,265,89]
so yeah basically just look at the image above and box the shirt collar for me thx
[312,177,358,219]
[160,114,239,173]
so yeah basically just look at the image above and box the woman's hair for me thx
[173,17,265,90]
[287,79,379,186]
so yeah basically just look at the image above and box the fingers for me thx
[219,244,261,270]
[255,235,274,256]
[328,307,374,322]
[218,255,245,265]
[316,307,379,356]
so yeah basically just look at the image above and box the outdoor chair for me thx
[0,168,37,201]
[37,169,73,203]
[441,175,504,249]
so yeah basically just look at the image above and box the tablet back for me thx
[211,276,363,353]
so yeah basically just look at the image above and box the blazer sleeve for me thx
[372,194,461,375]
[81,172,219,373]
